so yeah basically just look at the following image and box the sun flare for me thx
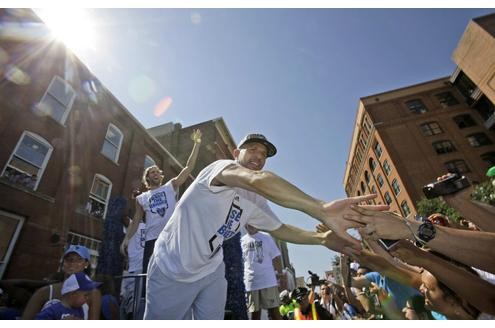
[36,8,97,54]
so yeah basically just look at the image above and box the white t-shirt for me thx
[241,232,280,292]
[154,160,283,283]
[126,221,146,272]
[137,181,176,241]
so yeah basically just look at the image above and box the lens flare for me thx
[153,97,173,117]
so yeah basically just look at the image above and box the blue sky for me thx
[36,8,495,279]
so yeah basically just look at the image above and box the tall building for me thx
[343,13,495,217]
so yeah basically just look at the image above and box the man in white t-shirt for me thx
[120,217,145,319]
[143,133,386,320]
[120,129,202,273]
[241,224,283,320]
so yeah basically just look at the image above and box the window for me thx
[374,142,383,158]
[406,99,427,114]
[377,174,384,187]
[360,181,366,194]
[432,140,456,154]
[0,210,25,279]
[400,201,411,218]
[435,92,459,107]
[369,158,377,172]
[481,152,495,167]
[391,179,401,196]
[467,133,492,147]
[87,174,112,220]
[144,155,156,169]
[384,192,392,205]
[101,124,123,162]
[444,160,470,174]
[420,122,443,136]
[67,232,101,276]
[36,76,76,124]
[383,160,392,176]
[453,114,477,129]
[364,171,370,184]
[1,132,53,190]
[371,185,377,194]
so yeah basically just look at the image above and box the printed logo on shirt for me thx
[148,191,168,217]
[245,240,264,263]
[208,195,243,258]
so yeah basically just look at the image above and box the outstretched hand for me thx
[318,225,362,256]
[345,206,412,241]
[320,194,389,247]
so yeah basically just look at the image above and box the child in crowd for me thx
[35,272,101,320]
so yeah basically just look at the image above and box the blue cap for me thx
[63,245,90,261]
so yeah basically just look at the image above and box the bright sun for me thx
[36,8,97,54]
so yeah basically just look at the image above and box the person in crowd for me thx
[292,286,332,320]
[35,272,101,320]
[120,129,202,273]
[143,133,387,319]
[279,290,298,320]
[241,224,283,320]
[22,245,101,319]
[317,283,336,318]
[402,295,434,320]
[119,211,145,319]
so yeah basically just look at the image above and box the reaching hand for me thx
[321,229,362,256]
[389,240,422,264]
[345,206,412,241]
[319,194,389,247]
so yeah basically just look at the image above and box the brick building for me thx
[343,13,495,217]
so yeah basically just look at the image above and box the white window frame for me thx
[87,174,112,220]
[0,210,25,279]
[144,155,156,169]
[1,131,53,191]
[36,75,76,125]
[101,123,123,163]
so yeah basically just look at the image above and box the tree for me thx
[471,180,495,206]
[415,197,461,222]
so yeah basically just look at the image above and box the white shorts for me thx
[143,254,227,320]
[247,286,281,312]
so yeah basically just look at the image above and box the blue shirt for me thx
[35,301,84,320]
[365,271,421,309]
[431,311,448,320]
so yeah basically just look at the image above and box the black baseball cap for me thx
[237,133,277,157]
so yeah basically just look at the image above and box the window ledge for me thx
[0,178,55,203]
[100,152,120,166]
[74,206,105,221]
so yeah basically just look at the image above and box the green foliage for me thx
[416,197,461,222]
[471,180,495,206]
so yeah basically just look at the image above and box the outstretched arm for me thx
[349,207,495,273]
[391,240,495,314]
[214,163,388,246]
[171,129,202,190]
[442,186,495,232]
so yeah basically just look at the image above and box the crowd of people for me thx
[1,129,494,320]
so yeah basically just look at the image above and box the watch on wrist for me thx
[416,220,436,246]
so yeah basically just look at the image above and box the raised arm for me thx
[171,129,202,190]
[214,163,388,246]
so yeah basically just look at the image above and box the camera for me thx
[422,173,470,199]
[307,271,326,286]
